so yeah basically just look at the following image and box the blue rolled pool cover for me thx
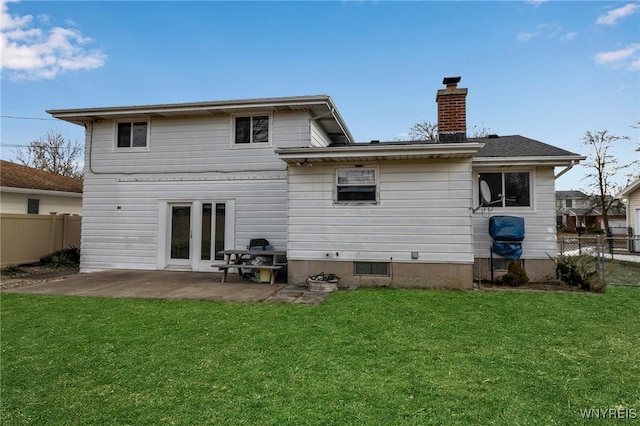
[489,216,525,241]
[492,242,523,259]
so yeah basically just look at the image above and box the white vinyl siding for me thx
[473,167,557,260]
[627,189,640,233]
[79,110,315,272]
[287,161,475,264]
[310,120,333,147]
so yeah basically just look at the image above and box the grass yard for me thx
[1,287,639,425]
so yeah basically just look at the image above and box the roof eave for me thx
[618,178,640,197]
[1,186,82,197]
[473,155,586,167]
[277,143,484,163]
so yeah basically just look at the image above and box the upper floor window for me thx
[478,171,531,208]
[565,199,573,208]
[336,168,378,204]
[27,198,39,214]
[234,115,269,145]
[116,121,148,148]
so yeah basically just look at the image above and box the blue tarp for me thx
[490,216,524,259]
[489,216,525,241]
[492,242,523,259]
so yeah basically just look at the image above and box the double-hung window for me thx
[234,115,269,145]
[336,168,378,203]
[116,121,148,149]
[478,171,531,207]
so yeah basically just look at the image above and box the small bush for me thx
[1,264,26,276]
[40,246,80,267]
[500,260,529,286]
[47,253,76,269]
[557,255,602,292]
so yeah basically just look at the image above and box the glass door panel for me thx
[214,203,226,261]
[170,205,191,260]
[201,204,212,261]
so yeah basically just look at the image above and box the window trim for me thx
[113,119,150,152]
[334,166,379,205]
[476,169,533,209]
[230,114,272,148]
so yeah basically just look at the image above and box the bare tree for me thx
[15,129,83,178]
[581,129,636,234]
[408,120,438,140]
[407,121,491,141]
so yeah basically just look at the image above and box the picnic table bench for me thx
[215,249,286,285]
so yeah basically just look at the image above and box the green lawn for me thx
[2,288,639,425]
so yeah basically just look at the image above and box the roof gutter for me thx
[554,159,578,180]
[0,186,82,197]
[473,155,585,168]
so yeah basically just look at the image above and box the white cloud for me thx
[595,43,640,71]
[1,0,106,80]
[525,0,550,7]
[596,3,639,26]
[517,23,576,43]
[517,31,538,42]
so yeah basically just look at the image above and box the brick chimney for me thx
[436,76,467,142]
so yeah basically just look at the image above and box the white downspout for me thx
[555,160,576,180]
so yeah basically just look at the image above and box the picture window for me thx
[478,171,530,207]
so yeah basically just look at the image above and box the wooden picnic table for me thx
[215,249,287,285]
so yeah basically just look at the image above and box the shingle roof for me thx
[0,161,83,193]
[557,190,588,198]
[470,135,580,158]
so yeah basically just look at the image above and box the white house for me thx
[0,160,83,215]
[619,178,640,236]
[48,78,584,287]
[47,96,353,273]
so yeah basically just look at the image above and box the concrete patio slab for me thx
[2,270,299,303]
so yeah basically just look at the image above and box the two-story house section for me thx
[48,96,354,273]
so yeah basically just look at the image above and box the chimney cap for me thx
[442,76,461,86]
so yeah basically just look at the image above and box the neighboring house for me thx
[48,78,584,287]
[556,190,626,232]
[619,178,640,235]
[0,160,83,215]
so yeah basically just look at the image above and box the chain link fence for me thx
[559,234,640,287]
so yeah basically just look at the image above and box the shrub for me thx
[500,260,529,286]
[40,246,80,266]
[1,264,26,276]
[556,255,602,292]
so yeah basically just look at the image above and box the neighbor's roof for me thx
[618,178,640,197]
[47,95,354,145]
[0,161,83,194]
[556,190,588,198]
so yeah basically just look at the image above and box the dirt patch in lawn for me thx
[479,281,587,293]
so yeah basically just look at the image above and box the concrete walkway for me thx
[2,270,332,304]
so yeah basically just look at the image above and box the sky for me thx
[1,0,639,192]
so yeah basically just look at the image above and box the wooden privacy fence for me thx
[1,213,81,267]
